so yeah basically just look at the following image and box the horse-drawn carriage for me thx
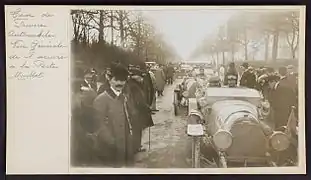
[184,85,298,168]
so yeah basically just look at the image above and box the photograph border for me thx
[68,5,306,174]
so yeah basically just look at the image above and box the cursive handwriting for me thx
[30,40,66,51]
[33,60,58,68]
[7,7,67,81]
[37,55,67,60]
[11,40,28,48]
[10,8,35,20]
[41,12,54,18]
[11,71,44,80]
[14,20,47,28]
[8,30,55,38]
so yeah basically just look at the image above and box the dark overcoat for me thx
[142,72,155,106]
[124,79,154,152]
[92,88,134,167]
[270,78,296,128]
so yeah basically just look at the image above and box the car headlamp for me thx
[213,130,233,151]
[269,132,290,151]
[182,91,189,98]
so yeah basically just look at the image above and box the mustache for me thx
[115,84,124,88]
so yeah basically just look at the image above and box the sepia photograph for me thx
[69,7,303,170]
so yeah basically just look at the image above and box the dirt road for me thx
[133,80,193,168]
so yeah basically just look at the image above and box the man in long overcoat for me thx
[166,63,175,85]
[124,65,154,153]
[268,74,296,129]
[154,66,166,96]
[92,63,134,167]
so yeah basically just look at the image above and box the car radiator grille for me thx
[226,122,269,158]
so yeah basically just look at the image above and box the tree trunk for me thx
[98,10,104,42]
[264,34,269,62]
[119,12,125,48]
[272,31,279,62]
[110,10,114,45]
[222,51,225,65]
[244,43,248,61]
[291,47,296,59]
[231,43,235,62]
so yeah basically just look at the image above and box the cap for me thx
[241,62,249,69]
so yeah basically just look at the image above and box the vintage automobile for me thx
[173,74,210,116]
[185,86,298,168]
[175,64,193,79]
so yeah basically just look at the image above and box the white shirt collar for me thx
[84,79,92,88]
[111,86,121,96]
[274,82,280,90]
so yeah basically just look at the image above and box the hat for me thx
[84,69,93,76]
[129,64,144,76]
[110,62,129,81]
[241,62,249,69]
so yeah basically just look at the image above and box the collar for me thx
[110,86,121,97]
[280,76,286,80]
[274,82,280,90]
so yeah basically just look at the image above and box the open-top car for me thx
[173,74,210,116]
[186,86,298,168]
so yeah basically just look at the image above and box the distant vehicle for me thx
[175,64,192,79]
[183,60,213,68]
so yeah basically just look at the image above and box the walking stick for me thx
[148,127,151,151]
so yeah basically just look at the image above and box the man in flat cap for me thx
[92,62,135,167]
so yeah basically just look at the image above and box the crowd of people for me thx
[71,61,175,167]
[217,62,298,129]
[71,59,298,167]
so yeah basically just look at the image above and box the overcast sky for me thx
[143,9,237,60]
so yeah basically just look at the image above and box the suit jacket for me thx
[92,88,134,167]
[240,71,257,88]
[97,81,110,95]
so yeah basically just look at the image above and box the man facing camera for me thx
[92,62,135,167]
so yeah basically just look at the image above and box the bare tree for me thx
[284,11,299,59]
